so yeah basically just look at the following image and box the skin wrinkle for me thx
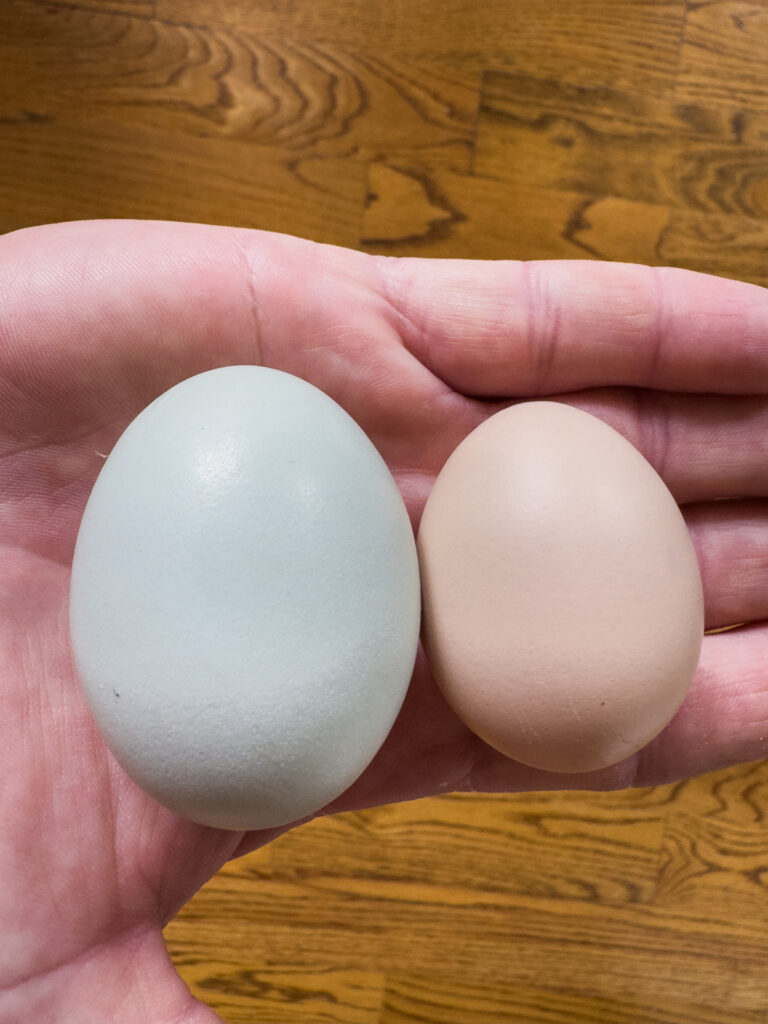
[422,738,477,798]
[232,235,265,371]
[523,260,560,396]
[373,256,515,452]
[685,509,717,628]
[686,500,768,628]
[370,254,495,470]
[0,467,94,567]
[0,918,150,1000]
[633,384,672,489]
[648,265,672,389]
[0,923,217,1024]
[373,252,437,370]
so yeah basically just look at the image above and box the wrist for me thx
[0,923,220,1024]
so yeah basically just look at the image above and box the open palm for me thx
[2,219,767,1022]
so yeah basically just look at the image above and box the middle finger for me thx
[562,389,768,504]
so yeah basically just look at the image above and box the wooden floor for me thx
[3,0,768,285]
[4,1,768,1021]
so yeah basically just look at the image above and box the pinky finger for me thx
[635,625,768,786]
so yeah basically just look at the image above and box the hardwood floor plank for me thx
[174,964,384,1024]
[171,864,768,949]
[265,793,666,907]
[473,71,768,219]
[165,793,768,1015]
[677,0,768,111]
[380,973,768,1024]
[679,760,768,824]
[657,811,768,903]
[0,2,477,170]
[0,114,366,242]
[656,206,768,285]
[361,164,672,263]
[155,0,687,94]
[363,161,768,285]
[41,0,155,14]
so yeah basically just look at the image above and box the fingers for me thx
[634,625,768,785]
[7,220,768,511]
[530,389,768,633]
[684,501,768,631]
[555,389,768,504]
[547,392,768,630]
[375,257,768,396]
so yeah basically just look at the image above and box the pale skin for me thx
[1,219,768,1022]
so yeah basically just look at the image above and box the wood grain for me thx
[156,0,687,94]
[678,1,768,111]
[165,768,768,1022]
[4,1,768,1021]
[0,3,477,166]
[474,71,768,217]
[0,111,368,241]
[43,0,155,14]
[362,165,677,265]
[263,792,667,906]
[360,65,768,283]
[379,974,768,1024]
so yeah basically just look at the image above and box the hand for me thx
[2,219,767,1021]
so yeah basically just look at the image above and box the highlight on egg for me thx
[417,400,704,775]
[69,366,421,830]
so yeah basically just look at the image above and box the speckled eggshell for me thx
[417,401,704,774]
[69,366,420,830]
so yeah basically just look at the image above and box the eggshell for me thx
[69,366,420,830]
[417,401,704,774]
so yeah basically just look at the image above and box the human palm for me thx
[2,220,767,1021]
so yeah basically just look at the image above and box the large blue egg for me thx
[69,366,420,830]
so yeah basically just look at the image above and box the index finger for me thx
[374,257,768,396]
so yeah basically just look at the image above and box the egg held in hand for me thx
[417,401,704,775]
[69,366,421,830]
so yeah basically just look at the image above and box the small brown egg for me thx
[417,401,704,774]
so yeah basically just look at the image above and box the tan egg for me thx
[417,401,704,774]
